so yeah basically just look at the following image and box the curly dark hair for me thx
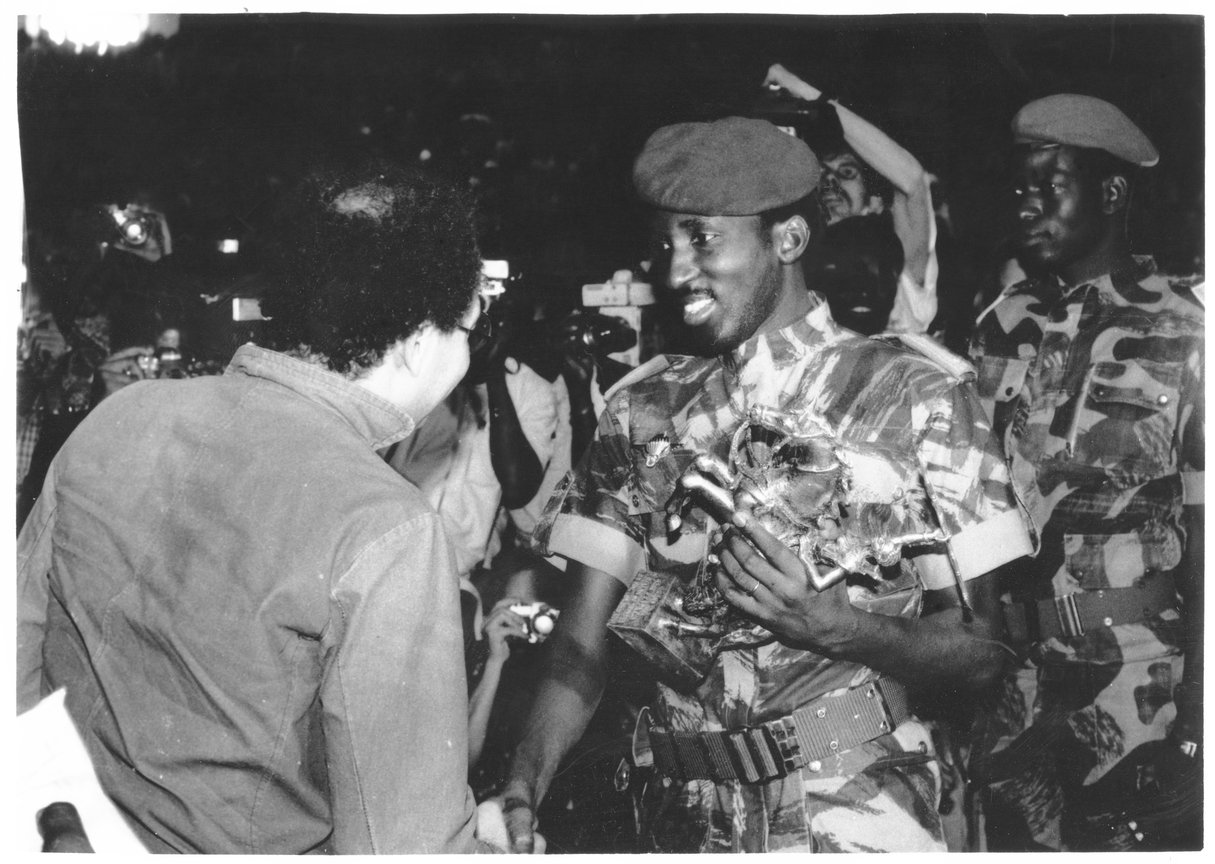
[259,158,480,376]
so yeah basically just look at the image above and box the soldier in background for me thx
[968,94,1204,851]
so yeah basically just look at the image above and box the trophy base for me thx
[607,568,718,690]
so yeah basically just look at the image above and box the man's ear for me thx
[394,329,428,376]
[1102,175,1130,215]
[775,215,811,264]
[864,195,886,215]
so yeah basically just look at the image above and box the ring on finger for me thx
[744,579,761,597]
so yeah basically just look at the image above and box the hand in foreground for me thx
[714,511,860,655]
[475,797,546,853]
[482,599,528,662]
[488,786,546,854]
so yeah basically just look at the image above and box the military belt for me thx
[1002,574,1178,644]
[637,678,910,784]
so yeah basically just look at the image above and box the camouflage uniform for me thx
[535,296,1031,852]
[968,257,1204,850]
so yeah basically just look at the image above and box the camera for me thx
[132,347,193,380]
[104,203,172,262]
[154,346,189,379]
[558,311,637,356]
[508,602,560,643]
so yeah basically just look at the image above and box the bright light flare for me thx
[24,14,150,54]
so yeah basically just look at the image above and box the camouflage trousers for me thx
[638,718,945,853]
[974,651,1189,851]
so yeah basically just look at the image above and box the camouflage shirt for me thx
[536,297,1030,724]
[970,257,1204,665]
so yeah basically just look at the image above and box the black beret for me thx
[1012,94,1158,167]
[633,117,821,216]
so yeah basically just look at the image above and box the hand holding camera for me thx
[507,602,561,644]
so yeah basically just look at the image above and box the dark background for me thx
[17,13,1205,349]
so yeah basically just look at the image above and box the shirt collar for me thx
[225,344,418,451]
[1057,255,1158,299]
[721,291,840,405]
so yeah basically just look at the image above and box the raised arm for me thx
[764,63,937,324]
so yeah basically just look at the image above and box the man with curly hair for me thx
[17,159,490,853]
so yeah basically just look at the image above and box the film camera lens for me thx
[119,215,152,247]
[563,313,636,355]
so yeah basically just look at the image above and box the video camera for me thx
[553,309,637,356]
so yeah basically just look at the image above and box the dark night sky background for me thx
[16,12,1206,330]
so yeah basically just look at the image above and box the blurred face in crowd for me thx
[820,149,879,224]
[1013,145,1109,280]
[648,211,801,355]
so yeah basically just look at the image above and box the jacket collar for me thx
[226,344,418,451]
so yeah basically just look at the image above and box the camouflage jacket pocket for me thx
[975,354,1032,457]
[1068,360,1181,485]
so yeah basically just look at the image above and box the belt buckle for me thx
[1054,592,1085,638]
[766,717,802,777]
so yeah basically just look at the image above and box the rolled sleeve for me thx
[545,512,645,586]
[533,396,647,585]
[914,380,1033,585]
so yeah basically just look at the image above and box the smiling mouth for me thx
[681,292,716,326]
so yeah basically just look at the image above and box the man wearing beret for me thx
[500,116,1034,852]
[968,94,1204,851]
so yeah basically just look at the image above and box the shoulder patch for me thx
[871,331,975,382]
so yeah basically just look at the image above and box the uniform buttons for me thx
[807,760,822,773]
[1103,616,1114,627]
[1158,394,1170,405]
[1005,387,1015,396]
[816,707,827,719]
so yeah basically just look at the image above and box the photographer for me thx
[17,204,206,530]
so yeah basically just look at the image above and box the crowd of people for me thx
[15,58,1203,855]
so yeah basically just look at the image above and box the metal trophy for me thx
[608,405,948,689]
